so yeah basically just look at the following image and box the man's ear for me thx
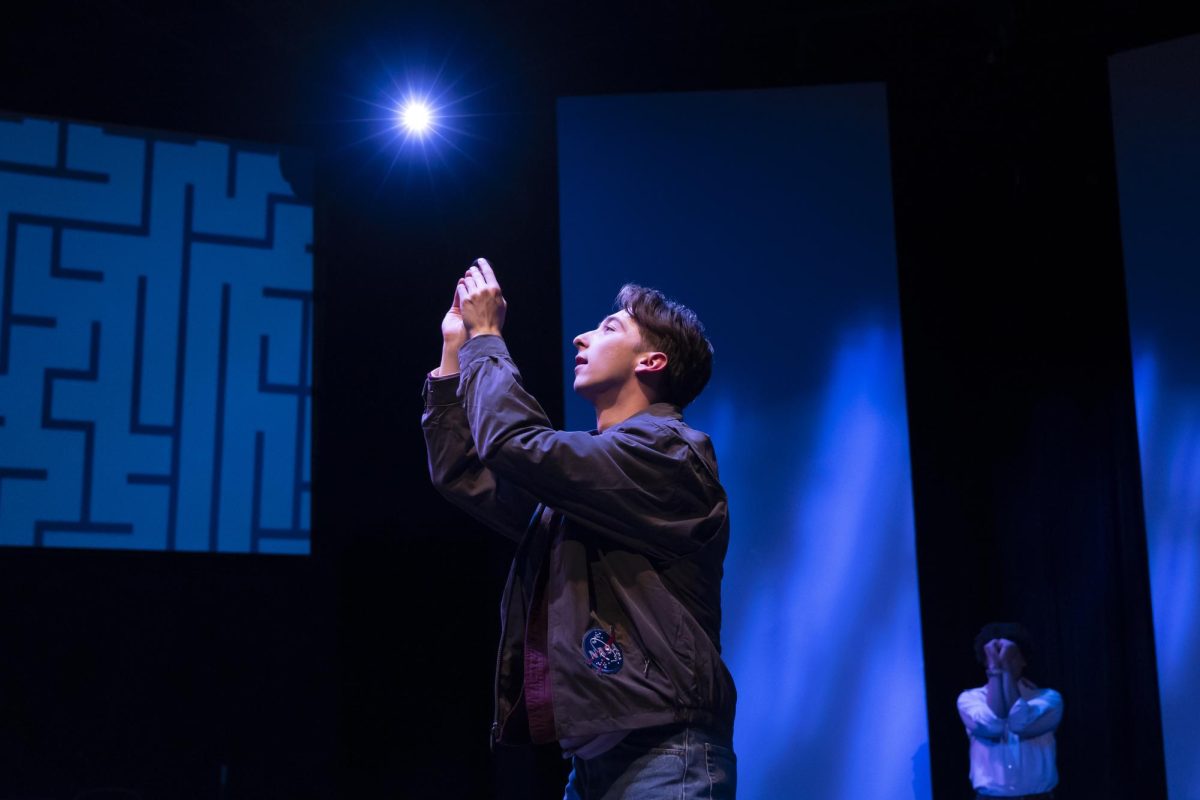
[634,351,668,375]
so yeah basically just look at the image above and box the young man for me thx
[422,258,736,798]
[957,623,1064,799]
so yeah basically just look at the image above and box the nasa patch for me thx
[582,627,624,675]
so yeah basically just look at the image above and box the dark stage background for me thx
[1,2,1197,798]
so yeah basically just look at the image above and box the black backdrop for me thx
[2,2,1196,798]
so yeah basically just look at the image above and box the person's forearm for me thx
[434,342,461,377]
[985,673,1007,718]
[1008,691,1064,739]
[421,376,537,541]
[1000,672,1021,715]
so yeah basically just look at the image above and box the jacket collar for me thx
[591,402,682,434]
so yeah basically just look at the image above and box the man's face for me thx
[572,310,647,401]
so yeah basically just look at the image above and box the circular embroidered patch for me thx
[581,627,624,674]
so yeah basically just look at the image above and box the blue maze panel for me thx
[0,113,312,554]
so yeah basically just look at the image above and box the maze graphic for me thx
[0,114,312,553]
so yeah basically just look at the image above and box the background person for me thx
[957,622,1064,799]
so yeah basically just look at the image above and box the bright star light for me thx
[346,65,479,186]
[399,99,434,135]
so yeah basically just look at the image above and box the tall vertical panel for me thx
[557,86,930,799]
[0,114,312,554]
[1111,34,1200,800]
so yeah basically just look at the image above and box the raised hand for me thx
[458,257,507,338]
[442,279,467,348]
[433,279,468,378]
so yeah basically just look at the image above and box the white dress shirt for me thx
[957,679,1063,796]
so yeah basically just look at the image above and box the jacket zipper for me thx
[490,559,515,751]
[491,502,545,750]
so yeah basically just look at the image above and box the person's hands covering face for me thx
[985,639,1004,671]
[997,639,1023,672]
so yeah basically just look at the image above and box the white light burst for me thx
[399,99,434,134]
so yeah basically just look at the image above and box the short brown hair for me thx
[615,284,713,408]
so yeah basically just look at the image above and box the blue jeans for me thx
[563,724,737,800]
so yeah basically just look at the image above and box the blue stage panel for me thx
[1111,33,1200,800]
[558,85,929,800]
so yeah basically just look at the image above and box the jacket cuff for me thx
[459,334,510,372]
[423,373,461,406]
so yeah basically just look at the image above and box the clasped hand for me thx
[448,257,506,339]
[984,638,1019,672]
[433,257,506,378]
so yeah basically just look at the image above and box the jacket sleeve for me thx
[456,335,727,560]
[421,371,539,541]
